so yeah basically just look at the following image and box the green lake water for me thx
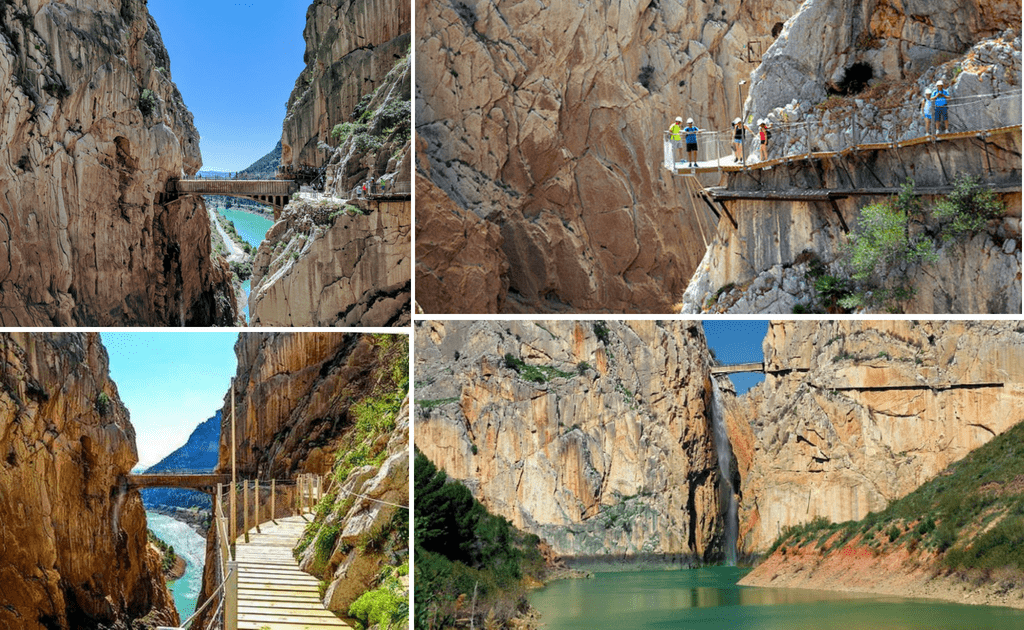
[215,207,273,321]
[216,207,274,249]
[147,511,207,621]
[529,567,1024,630]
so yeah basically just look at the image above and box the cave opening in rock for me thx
[771,22,784,38]
[829,62,874,96]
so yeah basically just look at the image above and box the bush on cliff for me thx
[414,450,543,630]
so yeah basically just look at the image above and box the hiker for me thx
[931,80,950,135]
[668,116,684,163]
[683,117,699,167]
[921,85,934,135]
[757,119,772,162]
[732,117,752,163]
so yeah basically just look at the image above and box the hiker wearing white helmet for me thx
[930,79,950,135]
[668,116,684,163]
[683,117,700,167]
[732,117,753,163]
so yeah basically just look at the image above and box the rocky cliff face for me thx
[724,321,1024,552]
[192,332,409,628]
[414,171,509,313]
[213,333,389,478]
[416,0,798,313]
[248,196,411,327]
[0,0,236,326]
[254,0,411,326]
[748,0,1020,123]
[281,0,411,183]
[415,320,726,558]
[0,333,177,630]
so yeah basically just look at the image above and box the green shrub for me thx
[314,522,341,568]
[846,185,935,282]
[576,361,591,375]
[139,89,157,116]
[593,321,610,344]
[886,524,902,542]
[95,392,112,416]
[349,586,405,630]
[932,175,1004,241]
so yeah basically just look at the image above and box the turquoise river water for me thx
[147,511,207,621]
[529,567,1024,630]
[215,207,274,322]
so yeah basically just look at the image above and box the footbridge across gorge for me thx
[127,471,231,495]
[164,179,299,220]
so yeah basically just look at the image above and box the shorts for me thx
[671,139,683,149]
[732,138,742,145]
[934,106,948,122]
[686,142,698,152]
[923,111,933,120]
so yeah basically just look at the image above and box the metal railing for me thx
[663,87,1022,171]
[158,473,326,630]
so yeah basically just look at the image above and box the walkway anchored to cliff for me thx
[233,515,352,630]
[663,123,1021,176]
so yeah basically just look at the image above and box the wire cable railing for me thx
[663,86,1022,172]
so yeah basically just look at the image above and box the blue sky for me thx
[102,332,239,468]
[702,321,770,394]
[148,1,309,172]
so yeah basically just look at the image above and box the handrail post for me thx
[271,479,277,524]
[255,478,261,534]
[243,480,250,543]
[225,560,238,630]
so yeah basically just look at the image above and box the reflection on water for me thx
[529,567,1024,630]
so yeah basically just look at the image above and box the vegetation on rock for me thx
[765,418,1024,582]
[414,450,544,630]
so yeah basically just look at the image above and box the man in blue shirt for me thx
[931,80,950,135]
[684,117,699,167]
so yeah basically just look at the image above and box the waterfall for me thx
[710,378,738,566]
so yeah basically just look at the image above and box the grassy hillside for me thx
[766,419,1024,580]
[414,450,545,630]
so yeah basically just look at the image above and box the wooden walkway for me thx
[666,124,1021,176]
[234,515,352,630]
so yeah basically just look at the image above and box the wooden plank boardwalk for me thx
[667,124,1021,176]
[235,515,352,630]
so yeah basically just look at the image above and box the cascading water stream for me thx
[710,378,738,566]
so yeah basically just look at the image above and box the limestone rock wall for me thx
[194,333,409,629]
[0,333,177,630]
[297,397,409,613]
[727,321,1024,552]
[414,172,510,313]
[214,333,392,478]
[415,320,724,558]
[417,0,798,313]
[0,0,236,326]
[249,199,411,327]
[282,0,411,172]
[748,0,1020,121]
